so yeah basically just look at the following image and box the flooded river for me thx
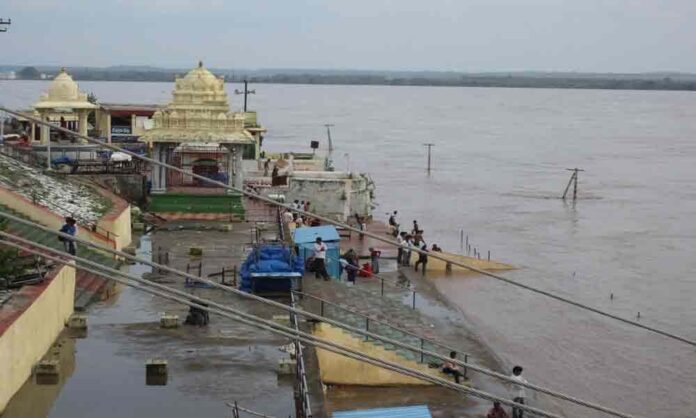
[3,81,696,417]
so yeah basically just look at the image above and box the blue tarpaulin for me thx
[333,405,432,418]
[239,244,304,293]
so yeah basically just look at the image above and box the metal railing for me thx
[293,289,468,377]
[326,253,422,309]
[290,291,313,418]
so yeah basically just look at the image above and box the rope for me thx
[2,106,691,349]
[0,237,565,418]
[0,216,634,418]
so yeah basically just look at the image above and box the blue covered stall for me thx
[239,244,304,295]
[293,226,341,280]
[334,405,432,418]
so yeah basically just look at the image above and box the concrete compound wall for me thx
[0,185,131,251]
[282,172,373,222]
[313,322,440,386]
[93,187,132,251]
[86,174,147,206]
[0,264,76,413]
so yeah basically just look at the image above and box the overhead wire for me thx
[2,106,692,349]
[0,214,634,418]
[0,236,567,418]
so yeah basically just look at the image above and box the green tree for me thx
[17,66,41,80]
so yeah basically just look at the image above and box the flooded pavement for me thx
[3,228,297,418]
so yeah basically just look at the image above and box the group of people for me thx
[389,211,442,274]
[438,351,529,418]
[282,200,321,230]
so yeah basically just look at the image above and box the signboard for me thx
[111,126,132,136]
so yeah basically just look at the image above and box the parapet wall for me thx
[0,184,131,251]
[0,264,76,413]
[313,323,438,386]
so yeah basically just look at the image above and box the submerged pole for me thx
[423,143,434,173]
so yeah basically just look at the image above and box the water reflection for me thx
[2,336,75,418]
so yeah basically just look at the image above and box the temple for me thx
[141,62,260,194]
[32,68,97,143]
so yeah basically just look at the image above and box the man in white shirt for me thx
[396,232,405,264]
[402,235,413,267]
[313,237,329,281]
[510,365,528,418]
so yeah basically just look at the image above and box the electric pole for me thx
[234,80,255,112]
[0,18,10,33]
[562,168,584,201]
[423,143,435,173]
[324,124,334,171]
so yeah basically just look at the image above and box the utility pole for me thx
[324,124,334,171]
[562,168,584,201]
[423,143,434,173]
[0,18,11,33]
[234,80,255,112]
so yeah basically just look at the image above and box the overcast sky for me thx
[2,0,695,72]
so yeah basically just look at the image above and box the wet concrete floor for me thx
[4,220,529,418]
[3,225,297,418]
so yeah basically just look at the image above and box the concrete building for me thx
[95,103,159,143]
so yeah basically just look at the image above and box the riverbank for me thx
[5,66,696,91]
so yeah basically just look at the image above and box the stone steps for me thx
[304,277,459,367]
[1,204,122,310]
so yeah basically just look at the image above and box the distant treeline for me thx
[12,66,696,91]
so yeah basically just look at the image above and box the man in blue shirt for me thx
[59,217,77,255]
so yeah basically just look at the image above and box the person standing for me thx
[263,158,270,177]
[396,232,405,264]
[292,200,300,220]
[313,237,330,281]
[369,247,381,274]
[346,253,359,285]
[59,216,77,255]
[402,235,413,267]
[411,220,420,235]
[510,366,528,418]
[414,243,428,273]
[388,210,399,236]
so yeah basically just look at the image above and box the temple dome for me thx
[141,62,253,144]
[34,68,95,110]
[178,61,223,92]
[48,69,80,101]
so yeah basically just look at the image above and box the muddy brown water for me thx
[3,81,696,416]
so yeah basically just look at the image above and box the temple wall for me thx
[0,264,75,413]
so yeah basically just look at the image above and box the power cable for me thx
[2,106,692,349]
[0,215,633,418]
[0,237,567,418]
